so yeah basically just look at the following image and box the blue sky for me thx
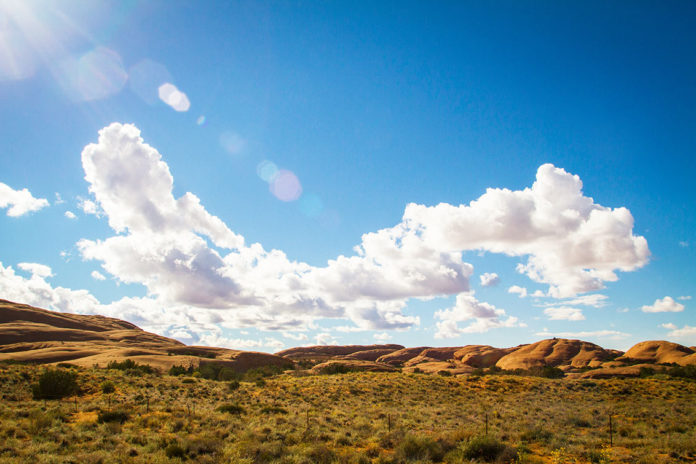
[0,0,694,352]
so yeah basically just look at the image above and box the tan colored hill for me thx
[0,299,292,372]
[338,348,402,362]
[495,339,616,370]
[620,340,695,365]
[309,359,397,374]
[453,345,519,368]
[376,347,430,366]
[275,344,404,360]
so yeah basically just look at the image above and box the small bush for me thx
[97,410,129,424]
[228,380,240,391]
[32,369,78,400]
[101,381,115,394]
[181,378,195,384]
[396,434,445,461]
[169,364,194,376]
[165,443,186,459]
[458,435,509,462]
[217,403,245,415]
[106,359,156,375]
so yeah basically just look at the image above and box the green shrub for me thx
[217,403,245,415]
[100,381,115,394]
[97,410,129,424]
[396,434,445,461]
[165,443,186,459]
[228,380,240,391]
[32,369,78,400]
[457,435,508,462]
[106,359,156,375]
[168,364,194,376]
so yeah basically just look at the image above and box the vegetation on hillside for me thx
[1,360,695,463]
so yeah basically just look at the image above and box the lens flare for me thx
[158,82,190,112]
[256,160,279,183]
[59,47,128,101]
[196,115,206,126]
[219,131,245,155]
[129,59,172,104]
[270,170,302,202]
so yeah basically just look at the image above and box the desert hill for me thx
[0,300,291,372]
[2,299,695,377]
[620,340,695,366]
[494,338,616,370]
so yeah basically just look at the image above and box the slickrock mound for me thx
[0,300,292,372]
[575,364,660,379]
[417,347,462,361]
[495,339,616,370]
[276,344,404,360]
[403,361,474,375]
[310,359,397,374]
[339,348,401,362]
[621,341,695,365]
[453,345,519,368]
[376,347,431,366]
[0,299,138,332]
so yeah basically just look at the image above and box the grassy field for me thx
[0,362,695,463]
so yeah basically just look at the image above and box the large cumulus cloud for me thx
[2,123,650,343]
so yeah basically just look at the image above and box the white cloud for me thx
[641,296,685,313]
[3,124,651,346]
[434,293,520,338]
[315,333,338,346]
[158,83,190,112]
[679,241,689,248]
[283,332,308,341]
[373,332,392,341]
[661,323,677,330]
[537,294,608,308]
[54,193,65,205]
[678,296,692,301]
[91,270,106,281]
[479,272,500,287]
[535,329,629,339]
[404,164,649,298]
[64,210,77,219]
[543,306,585,321]
[664,325,696,339]
[18,262,53,278]
[78,197,101,216]
[0,182,49,216]
[508,285,528,298]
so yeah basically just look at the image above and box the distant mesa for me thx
[1,299,695,378]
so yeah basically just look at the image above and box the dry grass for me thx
[0,362,695,463]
